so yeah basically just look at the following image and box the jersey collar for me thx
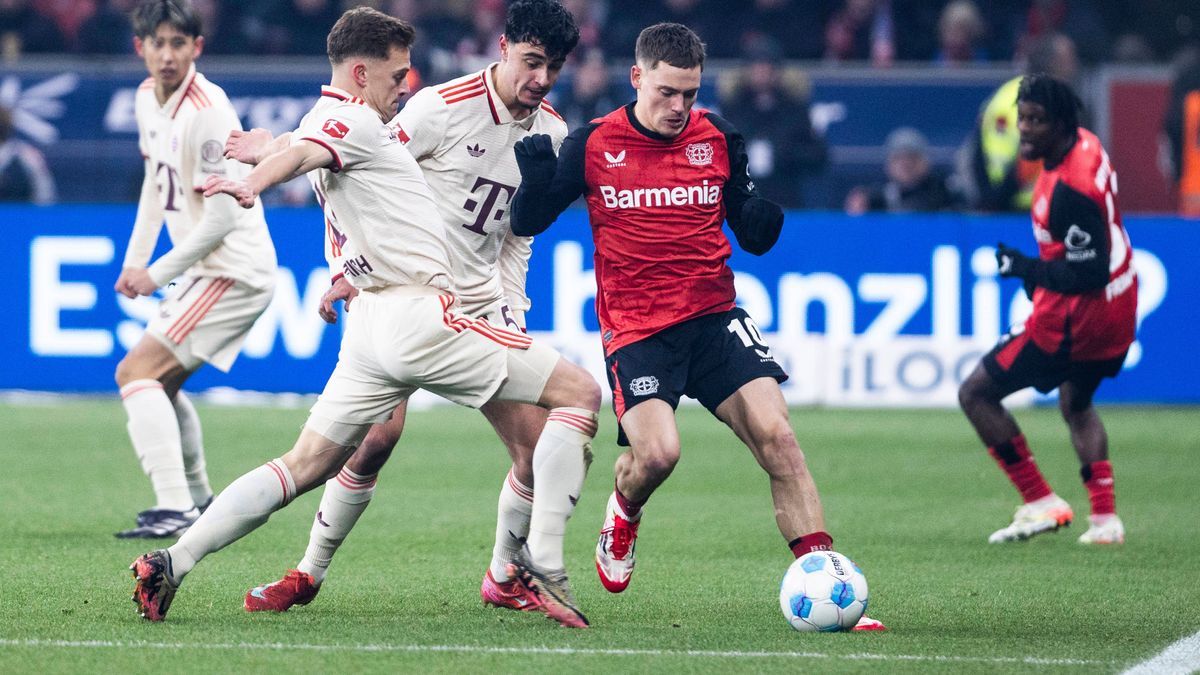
[162,63,198,119]
[623,102,693,142]
[482,63,539,130]
[320,85,367,106]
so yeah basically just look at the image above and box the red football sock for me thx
[789,531,833,558]
[1081,460,1115,516]
[614,482,645,519]
[987,434,1053,503]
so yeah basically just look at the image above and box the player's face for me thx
[362,45,412,121]
[498,37,565,111]
[631,61,701,138]
[134,23,203,99]
[1017,100,1056,161]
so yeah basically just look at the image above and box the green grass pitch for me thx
[1,400,1197,673]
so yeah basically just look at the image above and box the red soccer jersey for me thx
[1025,128,1137,361]
[520,104,764,355]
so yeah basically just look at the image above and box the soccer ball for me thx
[779,550,869,632]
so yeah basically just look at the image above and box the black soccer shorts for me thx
[604,307,789,446]
[982,328,1127,395]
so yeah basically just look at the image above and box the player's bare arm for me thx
[203,140,330,207]
[225,128,291,165]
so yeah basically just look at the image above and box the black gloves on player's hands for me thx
[514,133,557,186]
[734,197,785,255]
[996,242,1034,278]
[996,242,1038,299]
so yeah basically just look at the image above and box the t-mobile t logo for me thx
[462,176,516,236]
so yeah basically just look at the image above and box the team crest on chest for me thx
[685,142,712,166]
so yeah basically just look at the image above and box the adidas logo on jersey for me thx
[599,181,722,209]
[467,143,485,157]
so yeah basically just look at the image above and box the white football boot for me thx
[988,494,1074,543]
[1077,514,1125,545]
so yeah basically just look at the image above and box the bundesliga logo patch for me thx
[322,119,350,139]
[685,142,713,166]
[629,376,660,396]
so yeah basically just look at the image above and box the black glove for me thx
[514,133,557,186]
[735,197,784,255]
[995,242,1035,279]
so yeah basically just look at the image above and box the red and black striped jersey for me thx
[1025,128,1137,361]
[514,103,764,355]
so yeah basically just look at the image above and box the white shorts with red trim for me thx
[145,276,274,373]
[305,287,558,447]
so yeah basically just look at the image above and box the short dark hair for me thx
[132,0,202,39]
[1018,73,1083,135]
[327,7,416,65]
[505,0,580,64]
[635,22,705,70]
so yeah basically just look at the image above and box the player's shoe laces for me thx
[481,568,540,611]
[988,494,1074,543]
[130,550,177,621]
[244,569,319,612]
[853,615,887,631]
[1078,514,1125,545]
[114,507,200,539]
[595,492,639,593]
[506,547,589,628]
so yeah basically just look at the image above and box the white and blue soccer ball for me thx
[779,550,869,632]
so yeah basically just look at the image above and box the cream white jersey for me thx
[387,65,567,314]
[126,64,276,290]
[298,86,453,292]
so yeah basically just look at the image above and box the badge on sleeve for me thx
[322,119,350,139]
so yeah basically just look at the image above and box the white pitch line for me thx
[1122,630,1200,675]
[0,638,1108,667]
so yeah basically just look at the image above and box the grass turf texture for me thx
[1,401,1197,673]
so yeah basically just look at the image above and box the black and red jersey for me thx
[1024,128,1137,361]
[512,103,763,355]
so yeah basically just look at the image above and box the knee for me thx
[576,374,602,413]
[635,441,681,479]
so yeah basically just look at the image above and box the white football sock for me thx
[297,466,377,585]
[172,391,212,507]
[168,458,295,583]
[489,468,533,582]
[526,407,597,571]
[121,379,191,511]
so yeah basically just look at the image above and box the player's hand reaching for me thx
[995,242,1035,279]
[514,133,557,186]
[203,175,257,208]
[225,128,274,165]
[318,276,358,324]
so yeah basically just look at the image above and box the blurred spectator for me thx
[823,0,894,67]
[77,0,134,55]
[935,0,987,67]
[1162,55,1200,216]
[559,0,603,51]
[34,0,95,49]
[713,0,825,60]
[719,40,827,208]
[0,105,56,204]
[845,127,960,214]
[1016,0,1108,64]
[243,0,340,55]
[1022,32,1079,84]
[453,0,505,69]
[0,0,66,57]
[955,76,1038,212]
[557,48,621,130]
[191,0,239,55]
[1112,33,1154,64]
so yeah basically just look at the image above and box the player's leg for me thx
[170,390,212,510]
[1060,375,1124,544]
[132,425,365,621]
[246,402,407,612]
[115,335,199,537]
[714,377,827,548]
[958,335,1072,543]
[478,399,544,609]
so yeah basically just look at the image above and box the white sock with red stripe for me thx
[167,458,296,584]
[489,468,533,582]
[121,379,192,511]
[171,391,212,507]
[297,467,377,585]
[527,407,597,571]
